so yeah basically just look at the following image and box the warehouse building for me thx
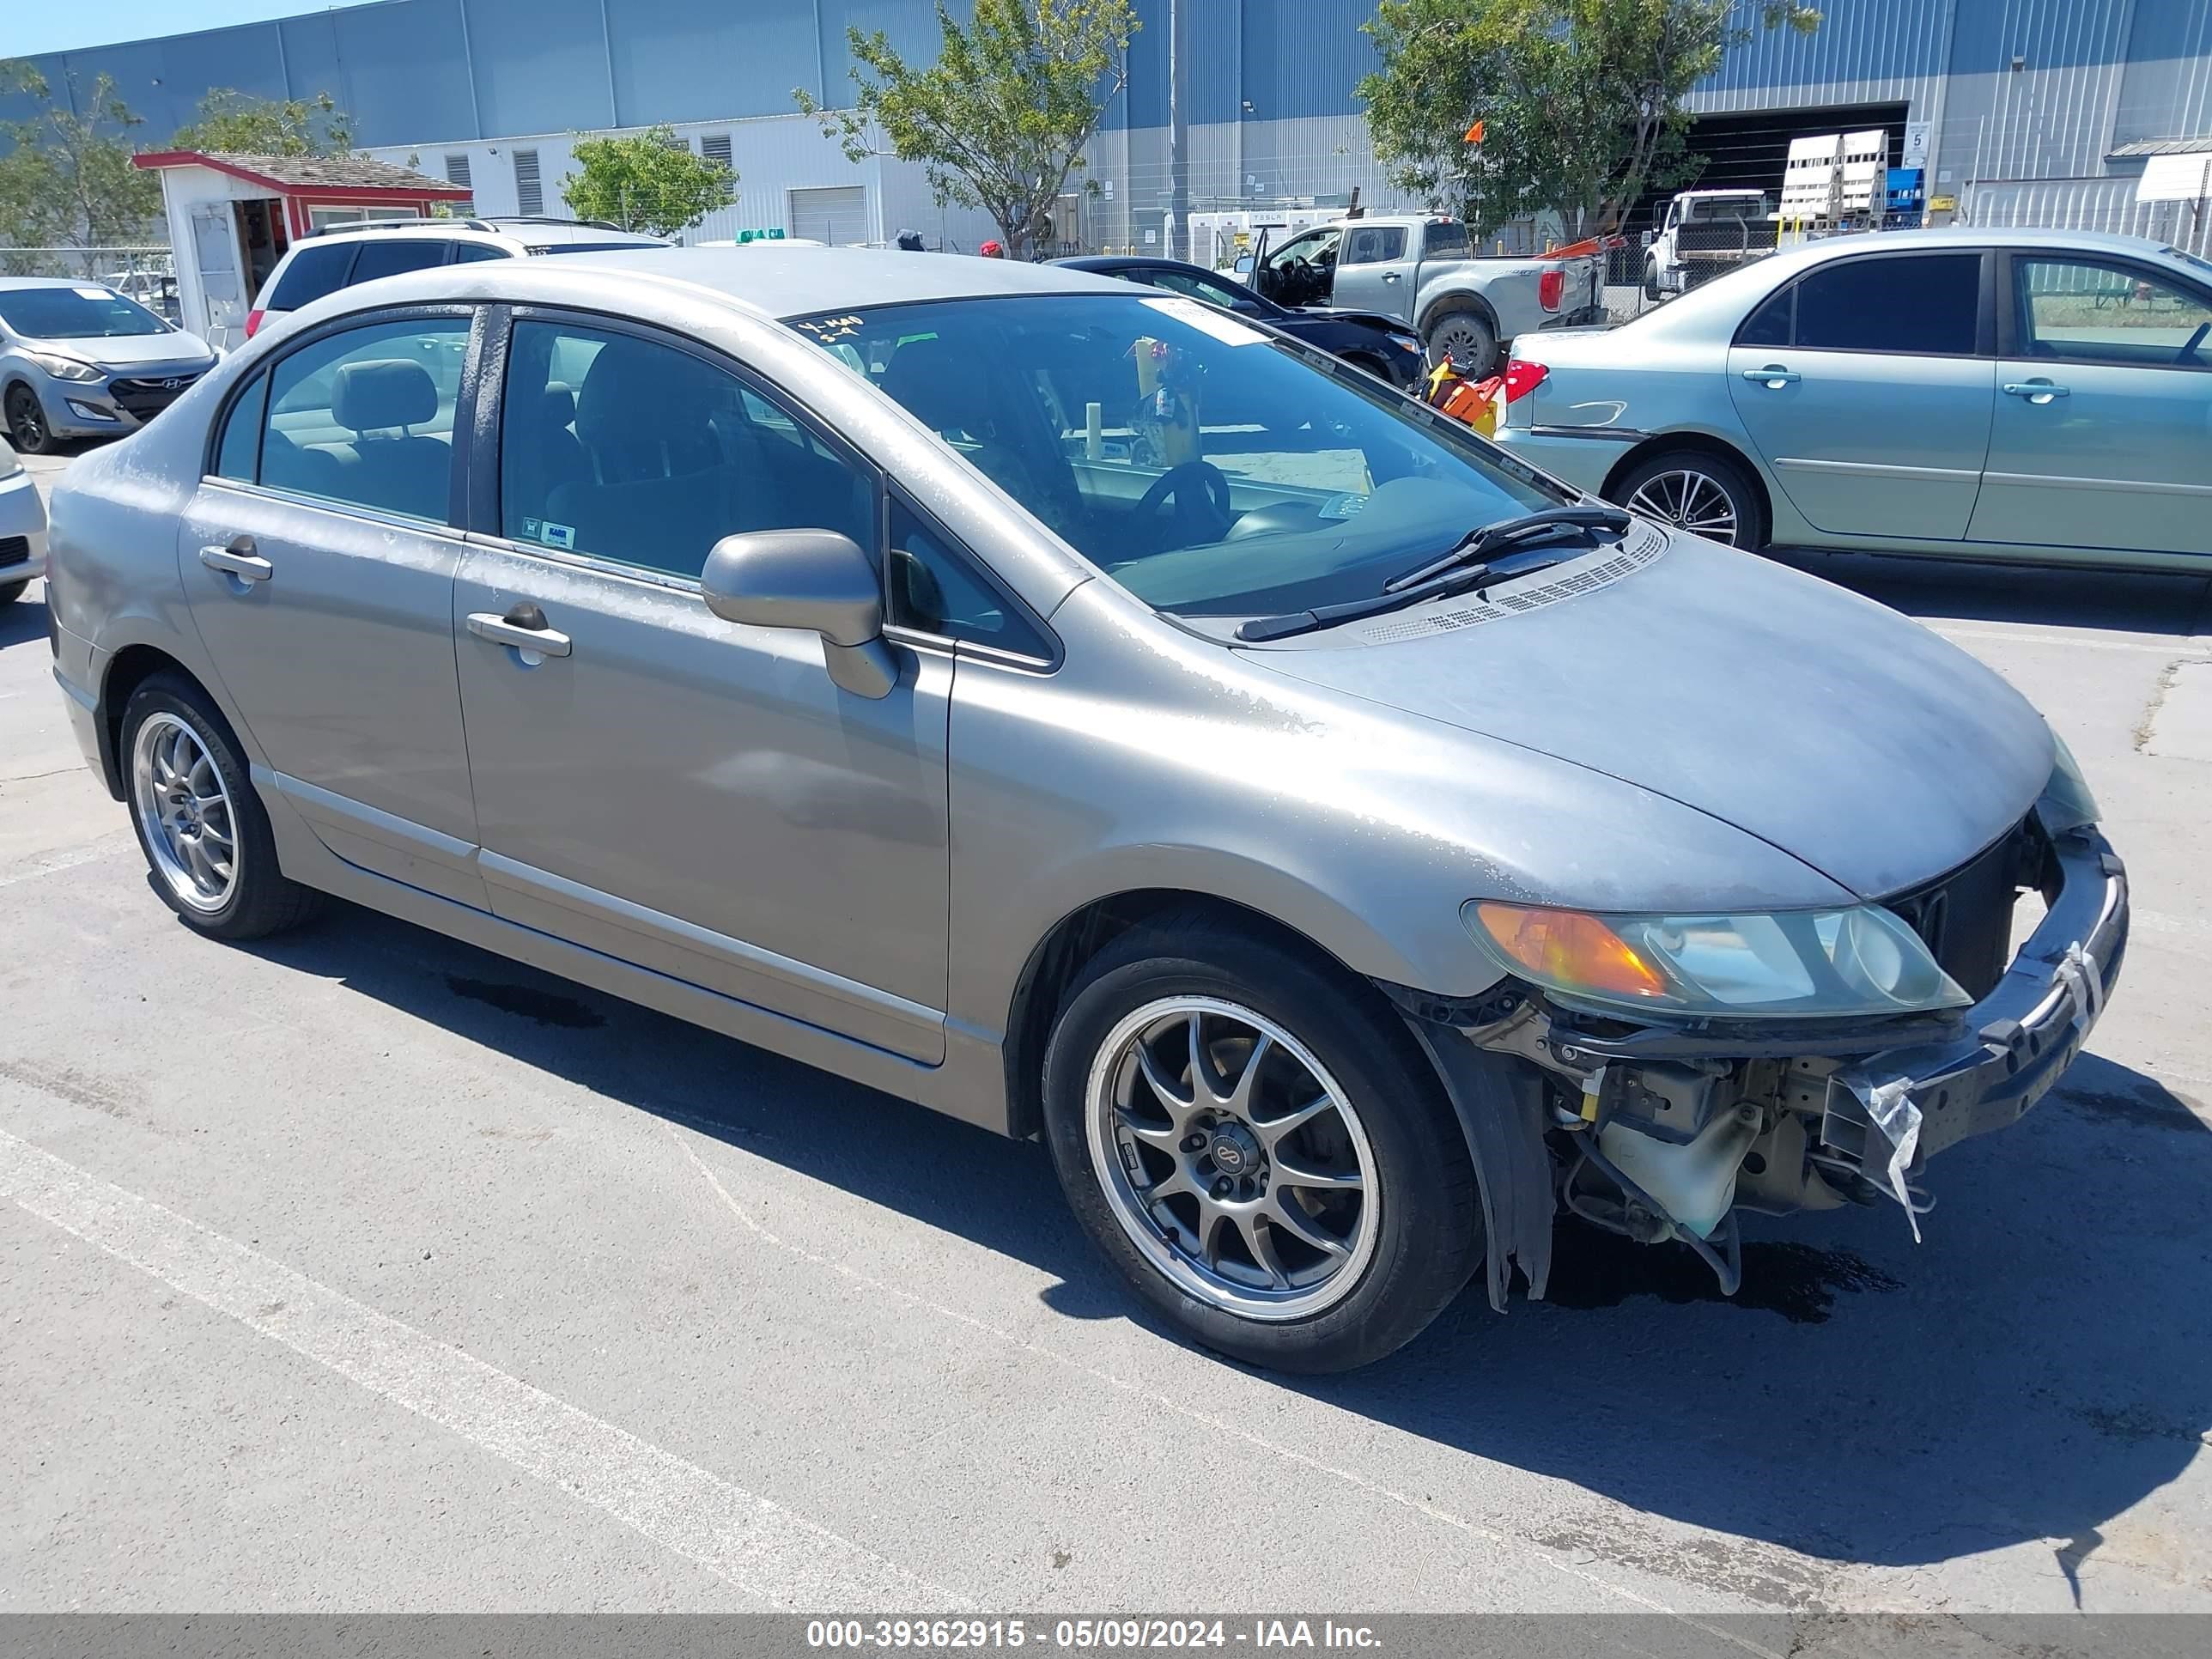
[7,0,2210,257]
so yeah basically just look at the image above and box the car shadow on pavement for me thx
[1770,546,2212,636]
[243,903,2212,1586]
[0,589,46,648]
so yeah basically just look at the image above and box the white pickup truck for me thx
[1640,189,1775,300]
[1235,214,1606,375]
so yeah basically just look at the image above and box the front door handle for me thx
[1381,270,1403,283]
[198,538,271,582]
[1743,365,1801,387]
[467,605,573,658]
[2002,380,2069,404]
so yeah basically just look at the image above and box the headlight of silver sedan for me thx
[28,350,104,383]
[2036,732,2100,835]
[1462,900,1971,1019]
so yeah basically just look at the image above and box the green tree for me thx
[0,61,162,257]
[1359,0,1820,238]
[561,126,737,238]
[172,88,353,157]
[795,0,1137,258]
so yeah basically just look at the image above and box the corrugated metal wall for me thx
[9,0,2211,254]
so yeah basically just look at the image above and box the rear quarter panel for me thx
[46,356,259,771]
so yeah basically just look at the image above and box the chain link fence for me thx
[0,246,181,323]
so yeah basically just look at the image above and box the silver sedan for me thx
[1497,227,2212,568]
[43,247,2126,1371]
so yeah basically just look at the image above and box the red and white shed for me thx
[132,150,471,350]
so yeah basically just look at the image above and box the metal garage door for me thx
[790,185,869,246]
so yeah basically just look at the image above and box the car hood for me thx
[33,331,215,373]
[1238,530,2054,899]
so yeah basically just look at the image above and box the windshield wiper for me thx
[1382,504,1632,593]
[1236,505,1634,643]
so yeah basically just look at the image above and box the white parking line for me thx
[0,1122,963,1612]
[0,834,133,890]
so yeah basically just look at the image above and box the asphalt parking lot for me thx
[3,441,2210,1620]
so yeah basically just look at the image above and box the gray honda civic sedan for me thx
[44,247,2127,1372]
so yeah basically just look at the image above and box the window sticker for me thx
[1140,295,1266,346]
[539,521,575,550]
[74,286,113,300]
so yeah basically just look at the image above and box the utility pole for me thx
[1165,0,1187,261]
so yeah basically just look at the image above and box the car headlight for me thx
[1462,900,1971,1018]
[28,351,103,383]
[2036,731,2100,834]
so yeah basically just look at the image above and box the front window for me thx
[795,294,1559,619]
[0,284,171,340]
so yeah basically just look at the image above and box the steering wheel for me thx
[2178,321,2209,365]
[1135,461,1236,549]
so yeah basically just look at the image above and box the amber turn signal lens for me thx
[1471,902,1670,1000]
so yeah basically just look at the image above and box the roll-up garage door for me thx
[789,185,869,246]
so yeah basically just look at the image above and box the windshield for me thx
[0,284,171,341]
[794,294,1559,617]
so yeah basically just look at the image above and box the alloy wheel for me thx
[6,386,47,454]
[1426,315,1496,374]
[1085,996,1379,1321]
[131,711,238,914]
[1625,467,1740,544]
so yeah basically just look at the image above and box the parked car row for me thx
[42,240,2129,1370]
[1498,227,2212,567]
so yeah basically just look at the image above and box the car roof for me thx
[298,218,660,248]
[527,244,1140,318]
[1771,224,2183,268]
[0,276,119,292]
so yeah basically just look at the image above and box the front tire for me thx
[1042,919,1480,1373]
[1643,258,1662,301]
[1609,447,1768,550]
[6,382,56,456]
[121,673,324,939]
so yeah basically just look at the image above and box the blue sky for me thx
[5,2,376,59]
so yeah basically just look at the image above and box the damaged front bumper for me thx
[1825,827,2126,1182]
[1397,823,2129,1310]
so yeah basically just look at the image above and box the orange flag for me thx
[1464,119,1486,144]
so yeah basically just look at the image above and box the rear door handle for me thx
[1743,365,1801,386]
[2002,380,2069,403]
[198,538,271,581]
[1382,270,1403,283]
[467,605,573,658]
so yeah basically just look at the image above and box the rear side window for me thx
[260,316,470,523]
[349,240,456,283]
[453,241,509,264]
[1425,222,1470,259]
[1735,284,1793,348]
[265,242,356,311]
[1791,254,1981,355]
[214,371,267,481]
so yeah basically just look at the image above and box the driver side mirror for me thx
[701,529,898,699]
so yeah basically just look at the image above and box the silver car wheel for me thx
[131,711,238,914]
[1626,468,1741,544]
[1085,996,1379,1322]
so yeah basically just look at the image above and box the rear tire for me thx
[1609,447,1768,551]
[1042,917,1480,1373]
[120,672,324,940]
[1422,303,1499,379]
